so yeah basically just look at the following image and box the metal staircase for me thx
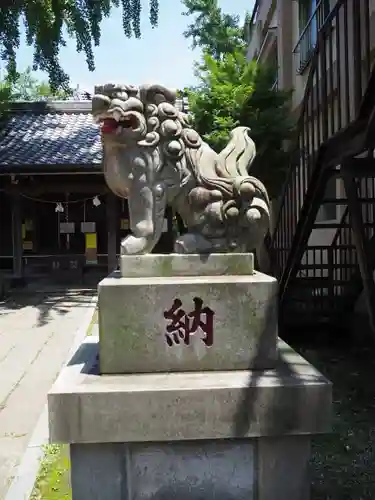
[269,0,375,330]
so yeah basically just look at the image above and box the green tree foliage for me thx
[0,0,159,91]
[182,0,246,59]
[1,67,73,101]
[183,0,294,198]
[187,52,294,198]
[0,67,73,115]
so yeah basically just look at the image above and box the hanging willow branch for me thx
[0,0,159,91]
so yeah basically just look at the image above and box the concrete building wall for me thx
[248,0,375,108]
[247,0,275,62]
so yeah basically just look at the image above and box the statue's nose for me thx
[92,94,111,114]
[109,97,144,114]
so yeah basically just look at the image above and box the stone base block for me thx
[99,254,278,374]
[48,337,331,442]
[69,436,310,500]
[48,337,331,500]
[120,252,255,278]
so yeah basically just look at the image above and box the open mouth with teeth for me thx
[101,115,139,134]
[94,105,146,136]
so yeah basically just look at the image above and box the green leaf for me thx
[0,1,159,90]
[186,50,295,198]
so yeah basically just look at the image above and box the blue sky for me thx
[13,0,254,92]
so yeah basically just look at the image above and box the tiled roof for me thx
[0,98,189,170]
[0,102,102,168]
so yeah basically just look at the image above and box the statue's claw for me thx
[121,235,155,255]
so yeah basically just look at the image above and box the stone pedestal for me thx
[49,336,330,500]
[99,255,277,373]
[47,253,332,500]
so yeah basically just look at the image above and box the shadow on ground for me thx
[291,335,375,500]
[0,285,97,327]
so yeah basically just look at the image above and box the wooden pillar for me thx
[106,192,118,273]
[11,190,23,278]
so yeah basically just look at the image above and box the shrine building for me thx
[0,100,181,282]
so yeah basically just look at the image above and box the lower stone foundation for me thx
[48,336,331,500]
[70,436,310,500]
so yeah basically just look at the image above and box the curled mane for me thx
[184,127,268,204]
[218,126,256,177]
[130,86,269,207]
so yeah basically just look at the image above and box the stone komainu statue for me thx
[92,84,271,255]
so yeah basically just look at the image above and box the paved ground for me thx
[0,286,97,498]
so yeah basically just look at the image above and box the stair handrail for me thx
[269,0,375,298]
[275,62,375,299]
[270,0,345,246]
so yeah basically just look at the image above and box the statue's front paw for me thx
[121,235,153,255]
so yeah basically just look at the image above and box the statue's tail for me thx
[218,126,256,178]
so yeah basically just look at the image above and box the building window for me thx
[316,176,337,222]
[299,0,330,32]
[295,0,331,73]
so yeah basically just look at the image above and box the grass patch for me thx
[86,308,98,336]
[30,307,98,499]
[30,444,71,500]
